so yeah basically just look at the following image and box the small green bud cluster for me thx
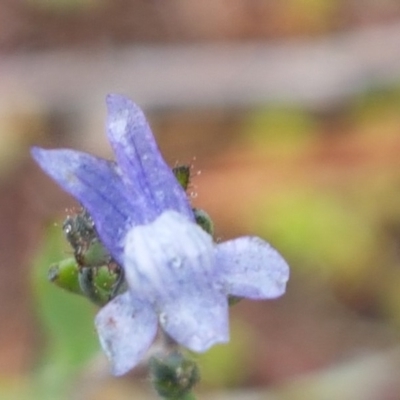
[49,208,124,306]
[149,351,200,400]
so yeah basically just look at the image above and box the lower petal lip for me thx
[95,292,158,376]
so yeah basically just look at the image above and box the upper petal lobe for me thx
[31,147,134,262]
[106,94,193,220]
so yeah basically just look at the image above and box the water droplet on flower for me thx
[159,312,168,325]
[156,190,165,201]
[170,256,182,269]
[213,281,225,292]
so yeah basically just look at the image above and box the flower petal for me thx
[95,292,158,376]
[215,237,289,299]
[123,210,229,352]
[160,288,229,352]
[31,147,136,262]
[106,94,193,220]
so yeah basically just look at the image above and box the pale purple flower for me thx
[31,94,289,376]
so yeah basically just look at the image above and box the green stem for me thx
[169,393,197,400]
[182,393,197,400]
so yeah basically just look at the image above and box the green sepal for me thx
[92,265,125,294]
[48,258,82,295]
[78,265,126,306]
[77,239,110,268]
[78,267,108,306]
[149,351,200,399]
[48,258,125,306]
[228,296,242,306]
[193,208,214,236]
[173,165,191,191]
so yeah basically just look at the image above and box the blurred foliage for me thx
[241,87,400,333]
[25,0,102,13]
[30,223,99,399]
[0,223,100,399]
[244,105,318,159]
[0,112,45,180]
[346,84,400,160]
[349,83,400,126]
[283,0,340,34]
[195,319,256,389]
[255,188,378,284]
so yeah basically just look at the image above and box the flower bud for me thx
[149,351,200,399]
[63,209,111,267]
[48,257,81,295]
[172,165,191,191]
[193,208,214,236]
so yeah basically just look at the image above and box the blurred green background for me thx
[1,1,400,399]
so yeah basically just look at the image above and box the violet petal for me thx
[31,147,134,261]
[106,94,193,220]
[215,237,289,299]
[159,287,229,352]
[95,292,158,376]
[123,210,229,351]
